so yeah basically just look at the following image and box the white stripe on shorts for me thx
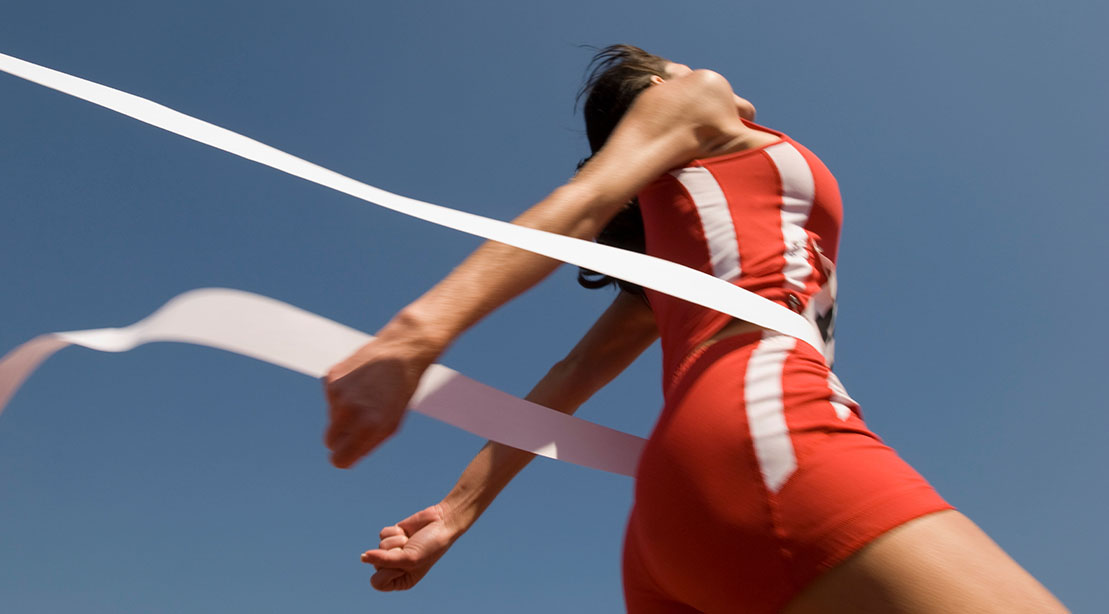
[826,371,856,421]
[744,333,798,492]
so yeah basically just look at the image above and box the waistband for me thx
[665,330,765,403]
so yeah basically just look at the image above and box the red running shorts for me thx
[622,331,953,613]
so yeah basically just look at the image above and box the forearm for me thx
[359,360,601,591]
[378,87,716,358]
[439,359,593,532]
[436,292,658,533]
[328,72,740,469]
[376,183,611,358]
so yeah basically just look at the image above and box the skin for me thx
[363,290,659,591]
[324,64,760,468]
[327,62,1069,612]
[782,511,1068,613]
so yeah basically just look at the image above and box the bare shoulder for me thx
[633,69,735,119]
[624,69,747,154]
[571,69,748,202]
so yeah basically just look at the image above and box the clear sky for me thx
[1,1,1105,612]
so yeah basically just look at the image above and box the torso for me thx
[637,120,843,392]
[681,122,786,351]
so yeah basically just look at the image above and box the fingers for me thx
[397,506,440,536]
[324,404,395,468]
[361,547,415,569]
[370,567,408,591]
[323,379,357,451]
[323,384,402,468]
[321,346,423,469]
[378,534,408,550]
[326,427,360,467]
[329,426,387,468]
[364,512,444,592]
[323,415,350,451]
[380,525,405,540]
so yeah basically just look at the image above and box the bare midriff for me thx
[689,318,765,357]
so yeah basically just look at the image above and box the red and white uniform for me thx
[622,121,952,613]
[639,121,841,384]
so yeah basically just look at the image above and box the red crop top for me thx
[638,121,842,386]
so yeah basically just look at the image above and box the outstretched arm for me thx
[361,291,658,590]
[324,69,745,468]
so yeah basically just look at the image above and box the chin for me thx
[739,105,757,121]
[735,96,757,120]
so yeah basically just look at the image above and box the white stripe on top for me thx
[745,333,798,492]
[671,167,742,281]
[764,143,815,293]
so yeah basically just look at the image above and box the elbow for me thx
[547,354,583,382]
[557,182,615,239]
[513,182,613,241]
[547,351,603,393]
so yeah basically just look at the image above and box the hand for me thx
[362,504,462,591]
[323,337,432,468]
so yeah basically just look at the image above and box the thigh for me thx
[782,510,1069,614]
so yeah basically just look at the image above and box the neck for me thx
[704,121,781,157]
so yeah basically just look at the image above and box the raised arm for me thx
[361,291,658,591]
[324,69,746,468]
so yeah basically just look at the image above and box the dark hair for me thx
[575,45,669,296]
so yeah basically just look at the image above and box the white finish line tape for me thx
[0,288,647,476]
[0,52,824,473]
[0,52,823,352]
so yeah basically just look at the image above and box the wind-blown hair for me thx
[574,45,669,296]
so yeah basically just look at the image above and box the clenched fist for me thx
[323,336,434,468]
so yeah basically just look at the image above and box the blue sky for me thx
[1,1,1105,612]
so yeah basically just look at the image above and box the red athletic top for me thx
[638,121,843,387]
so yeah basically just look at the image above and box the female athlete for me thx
[322,45,1067,613]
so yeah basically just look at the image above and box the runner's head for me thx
[578,44,671,153]
[574,44,675,296]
